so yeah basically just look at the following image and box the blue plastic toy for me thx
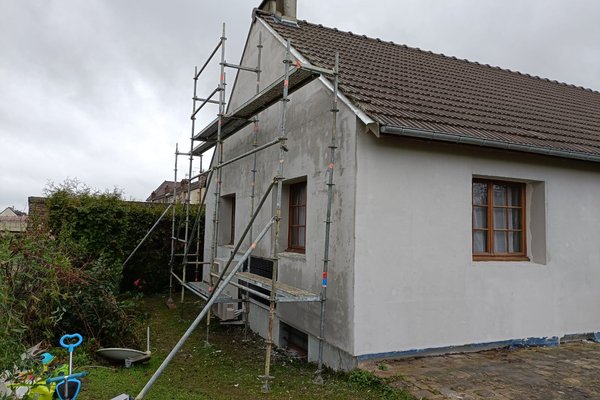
[40,352,55,365]
[52,333,84,400]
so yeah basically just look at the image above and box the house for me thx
[0,206,28,233]
[146,177,206,204]
[200,0,600,371]
[147,180,181,203]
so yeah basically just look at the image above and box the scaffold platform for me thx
[192,67,320,155]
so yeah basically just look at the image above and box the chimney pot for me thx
[259,0,296,21]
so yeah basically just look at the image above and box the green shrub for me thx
[0,179,203,371]
[348,369,384,388]
[0,240,28,373]
[348,369,411,400]
[44,178,202,293]
[0,230,142,361]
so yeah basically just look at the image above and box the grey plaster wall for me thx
[203,17,358,367]
[354,128,600,357]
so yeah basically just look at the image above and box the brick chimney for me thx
[259,0,297,22]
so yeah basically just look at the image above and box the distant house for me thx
[198,0,600,370]
[147,177,206,205]
[0,207,28,233]
[146,180,181,203]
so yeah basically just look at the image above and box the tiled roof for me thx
[11,208,27,217]
[259,13,600,160]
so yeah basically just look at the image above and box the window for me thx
[472,179,527,260]
[288,182,306,252]
[229,196,236,245]
[279,322,308,360]
[219,194,235,245]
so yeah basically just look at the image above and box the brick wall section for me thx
[28,196,48,231]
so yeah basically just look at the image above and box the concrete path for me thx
[360,341,600,399]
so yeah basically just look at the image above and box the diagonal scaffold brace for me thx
[133,216,276,399]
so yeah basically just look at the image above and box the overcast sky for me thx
[1,0,599,212]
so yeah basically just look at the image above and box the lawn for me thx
[75,295,413,400]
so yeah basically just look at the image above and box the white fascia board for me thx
[257,17,379,135]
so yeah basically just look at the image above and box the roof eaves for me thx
[380,124,600,164]
[256,15,378,133]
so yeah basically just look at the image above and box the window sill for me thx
[285,248,305,254]
[280,251,306,261]
[473,255,530,262]
[472,259,546,269]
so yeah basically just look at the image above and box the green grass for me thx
[74,295,414,400]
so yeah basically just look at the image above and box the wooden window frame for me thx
[287,181,306,253]
[472,179,528,261]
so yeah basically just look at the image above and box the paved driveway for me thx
[360,341,600,399]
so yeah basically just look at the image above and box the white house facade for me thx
[354,130,600,360]
[201,1,600,370]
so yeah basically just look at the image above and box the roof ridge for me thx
[284,16,599,95]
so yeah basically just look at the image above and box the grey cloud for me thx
[1,0,598,212]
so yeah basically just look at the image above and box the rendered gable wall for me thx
[0,208,18,217]
[202,17,359,369]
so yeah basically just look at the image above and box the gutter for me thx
[379,125,600,164]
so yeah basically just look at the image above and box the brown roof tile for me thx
[260,13,600,159]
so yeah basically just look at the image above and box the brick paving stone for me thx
[414,389,438,399]
[473,388,496,398]
[361,341,600,400]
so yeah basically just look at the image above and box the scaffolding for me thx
[132,22,340,399]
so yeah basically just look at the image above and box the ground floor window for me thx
[472,179,527,260]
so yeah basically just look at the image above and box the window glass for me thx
[507,186,521,206]
[508,209,521,229]
[473,231,487,253]
[473,182,487,205]
[473,206,487,228]
[493,185,506,206]
[288,181,307,252]
[493,231,508,253]
[493,208,506,229]
[509,232,522,252]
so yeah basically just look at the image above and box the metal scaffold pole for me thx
[130,13,346,399]
[261,39,292,394]
[179,64,201,309]
[245,31,263,338]
[122,203,172,269]
[134,19,341,398]
[175,159,215,291]
[315,52,340,384]
[194,152,203,282]
[168,143,180,303]
[207,22,227,345]
[135,217,276,400]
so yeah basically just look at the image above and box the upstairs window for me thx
[472,179,527,260]
[288,182,306,252]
